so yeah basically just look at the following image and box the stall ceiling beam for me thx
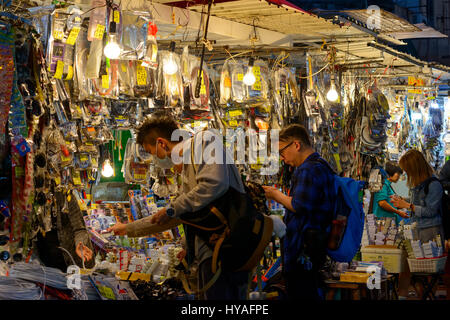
[122,1,292,46]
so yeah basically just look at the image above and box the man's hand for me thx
[149,208,171,226]
[107,222,128,236]
[76,242,93,262]
[262,186,281,201]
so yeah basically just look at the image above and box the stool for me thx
[411,272,443,300]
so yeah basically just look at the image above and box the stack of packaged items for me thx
[409,238,444,259]
[366,214,377,244]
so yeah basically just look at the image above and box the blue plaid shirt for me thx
[283,152,336,272]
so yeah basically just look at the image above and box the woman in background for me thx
[391,149,445,300]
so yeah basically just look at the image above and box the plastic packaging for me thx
[159,50,183,107]
[87,0,107,42]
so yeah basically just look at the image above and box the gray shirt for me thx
[127,130,244,263]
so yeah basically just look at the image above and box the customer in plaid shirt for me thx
[263,124,335,300]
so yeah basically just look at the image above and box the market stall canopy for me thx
[389,23,448,40]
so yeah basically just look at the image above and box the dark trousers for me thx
[198,257,249,300]
[284,229,327,300]
[285,264,324,300]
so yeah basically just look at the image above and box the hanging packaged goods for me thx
[0,0,449,301]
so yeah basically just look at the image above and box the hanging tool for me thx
[195,0,213,98]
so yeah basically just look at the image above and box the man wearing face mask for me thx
[108,115,249,300]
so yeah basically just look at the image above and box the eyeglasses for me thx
[279,141,294,157]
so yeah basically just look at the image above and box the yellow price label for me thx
[66,27,80,46]
[98,285,116,300]
[136,62,148,86]
[94,24,105,40]
[54,60,64,79]
[120,63,127,73]
[237,73,244,81]
[61,155,71,162]
[253,66,261,76]
[177,225,185,238]
[72,171,82,185]
[252,82,262,91]
[53,30,64,40]
[229,120,238,127]
[65,65,74,80]
[151,44,158,62]
[228,109,243,118]
[102,75,110,89]
[200,71,206,95]
[113,11,120,23]
[54,176,61,186]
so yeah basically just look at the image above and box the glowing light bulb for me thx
[104,35,121,59]
[327,86,339,102]
[101,159,114,177]
[243,67,256,86]
[163,53,178,75]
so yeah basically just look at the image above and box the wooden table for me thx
[324,274,397,300]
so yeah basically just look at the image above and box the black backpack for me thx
[423,177,450,240]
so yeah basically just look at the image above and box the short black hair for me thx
[136,114,179,146]
[279,124,311,147]
[385,161,403,177]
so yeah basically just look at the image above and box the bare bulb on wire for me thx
[104,35,121,59]
[327,77,339,102]
[163,53,178,75]
[101,159,114,177]
[243,67,256,86]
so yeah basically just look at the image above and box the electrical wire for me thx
[297,63,330,79]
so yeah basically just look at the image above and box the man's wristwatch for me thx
[166,206,175,218]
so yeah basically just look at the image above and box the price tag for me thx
[94,24,105,40]
[53,30,64,40]
[253,66,261,76]
[199,71,206,95]
[228,109,243,118]
[177,225,185,238]
[285,83,289,94]
[120,63,127,73]
[54,60,64,79]
[80,155,88,162]
[151,44,158,62]
[252,66,261,91]
[229,120,238,127]
[252,82,261,91]
[54,175,61,186]
[72,171,82,185]
[102,75,110,89]
[66,26,80,46]
[136,62,148,86]
[237,73,244,81]
[113,11,120,23]
[61,155,71,162]
[65,65,74,80]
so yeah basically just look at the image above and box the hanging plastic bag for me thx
[117,60,135,97]
[134,60,157,98]
[247,59,269,103]
[141,22,158,69]
[230,60,246,103]
[120,11,152,60]
[74,26,92,100]
[87,0,107,42]
[159,50,183,107]
[189,55,210,110]
[219,60,232,105]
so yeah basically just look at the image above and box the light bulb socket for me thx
[109,21,117,34]
[248,57,254,67]
[169,41,176,53]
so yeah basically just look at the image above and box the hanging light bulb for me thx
[104,20,121,59]
[163,41,178,75]
[243,57,256,86]
[327,75,339,102]
[101,159,114,177]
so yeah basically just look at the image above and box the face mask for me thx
[153,141,174,169]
